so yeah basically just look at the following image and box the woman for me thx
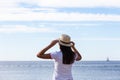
[37,34,82,80]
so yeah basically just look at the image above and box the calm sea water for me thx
[0,61,120,80]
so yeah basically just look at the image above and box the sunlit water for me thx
[0,61,120,80]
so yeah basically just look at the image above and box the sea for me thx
[0,61,120,80]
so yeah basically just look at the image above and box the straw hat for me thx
[59,34,72,47]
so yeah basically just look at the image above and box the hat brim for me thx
[59,40,72,47]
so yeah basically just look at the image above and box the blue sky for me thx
[0,0,120,61]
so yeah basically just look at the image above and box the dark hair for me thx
[60,45,75,64]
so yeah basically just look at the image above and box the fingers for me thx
[71,41,75,47]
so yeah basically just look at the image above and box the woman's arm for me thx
[71,42,82,61]
[37,40,58,59]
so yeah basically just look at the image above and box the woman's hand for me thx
[71,41,75,47]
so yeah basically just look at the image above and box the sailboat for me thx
[106,57,110,61]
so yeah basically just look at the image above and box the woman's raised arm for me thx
[71,42,82,61]
[37,40,58,59]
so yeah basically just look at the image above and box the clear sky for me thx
[0,0,120,61]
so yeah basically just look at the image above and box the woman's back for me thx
[51,51,73,80]
[37,34,82,80]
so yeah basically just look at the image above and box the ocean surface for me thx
[0,61,120,80]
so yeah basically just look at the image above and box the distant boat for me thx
[106,57,110,61]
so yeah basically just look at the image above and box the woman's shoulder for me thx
[53,51,62,55]
[50,51,62,60]
[50,51,62,56]
[51,51,61,54]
